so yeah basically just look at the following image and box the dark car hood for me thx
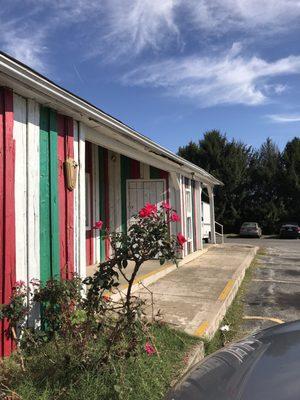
[166,320,300,400]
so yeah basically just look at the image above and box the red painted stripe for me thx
[58,115,75,280]
[130,159,140,179]
[0,88,16,357]
[85,142,94,266]
[104,149,110,260]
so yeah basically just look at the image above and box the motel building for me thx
[0,52,222,356]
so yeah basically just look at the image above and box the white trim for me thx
[78,122,86,277]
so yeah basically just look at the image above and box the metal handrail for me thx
[215,221,224,244]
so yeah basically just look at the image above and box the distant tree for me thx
[245,138,284,233]
[281,137,300,222]
[178,130,252,232]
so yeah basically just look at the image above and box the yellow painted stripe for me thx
[118,263,173,291]
[194,321,209,337]
[243,316,284,324]
[218,279,235,301]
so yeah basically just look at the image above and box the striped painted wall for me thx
[0,91,88,357]
[0,89,205,357]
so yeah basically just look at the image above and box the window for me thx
[85,172,91,230]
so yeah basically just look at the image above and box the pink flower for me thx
[93,220,103,230]
[177,233,187,246]
[102,295,110,302]
[144,341,156,356]
[170,212,180,222]
[139,203,157,218]
[162,201,171,210]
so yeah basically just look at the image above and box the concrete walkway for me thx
[134,244,258,339]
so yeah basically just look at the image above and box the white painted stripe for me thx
[78,122,86,278]
[13,94,27,283]
[93,144,100,263]
[27,99,40,282]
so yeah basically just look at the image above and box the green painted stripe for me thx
[39,107,59,283]
[40,107,51,284]
[149,166,161,179]
[99,147,106,262]
[120,155,130,232]
[49,110,60,278]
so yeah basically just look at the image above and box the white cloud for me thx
[267,114,300,123]
[122,44,300,107]
[2,0,300,75]
[188,0,300,35]
[1,31,47,72]
[92,0,180,61]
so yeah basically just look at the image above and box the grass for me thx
[0,324,200,400]
[204,254,262,355]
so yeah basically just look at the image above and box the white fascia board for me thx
[0,53,222,186]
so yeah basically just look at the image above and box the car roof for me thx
[166,320,300,400]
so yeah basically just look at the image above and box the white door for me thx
[126,179,166,226]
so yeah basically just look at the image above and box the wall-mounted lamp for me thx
[64,157,78,191]
[111,154,117,162]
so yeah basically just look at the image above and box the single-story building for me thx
[0,51,222,356]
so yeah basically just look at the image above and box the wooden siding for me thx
[0,87,16,357]
[40,107,60,283]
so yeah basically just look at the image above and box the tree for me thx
[245,138,284,233]
[178,130,252,232]
[281,137,300,222]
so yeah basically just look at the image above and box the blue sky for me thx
[1,0,300,152]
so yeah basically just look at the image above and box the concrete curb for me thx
[186,245,259,339]
[110,246,213,302]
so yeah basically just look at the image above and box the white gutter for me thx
[0,52,222,186]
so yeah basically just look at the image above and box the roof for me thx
[0,51,222,186]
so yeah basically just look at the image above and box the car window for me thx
[242,223,256,227]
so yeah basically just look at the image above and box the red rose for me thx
[170,212,180,222]
[93,220,103,230]
[139,203,157,218]
[177,233,187,246]
[162,201,171,210]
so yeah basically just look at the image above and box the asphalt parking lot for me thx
[225,236,300,334]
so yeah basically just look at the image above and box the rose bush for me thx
[0,202,186,362]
